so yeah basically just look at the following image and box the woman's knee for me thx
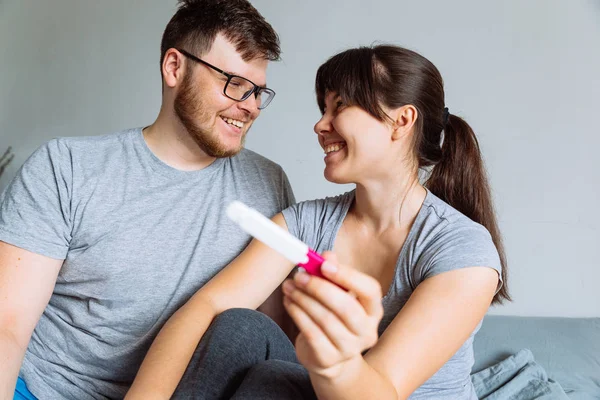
[247,359,302,377]
[234,360,314,400]
[206,308,296,361]
[211,308,278,334]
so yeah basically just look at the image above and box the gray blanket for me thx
[472,349,569,399]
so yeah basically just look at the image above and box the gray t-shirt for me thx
[282,190,502,400]
[0,128,295,399]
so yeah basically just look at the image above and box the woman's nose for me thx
[314,115,331,136]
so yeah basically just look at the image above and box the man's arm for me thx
[126,213,296,400]
[0,241,62,400]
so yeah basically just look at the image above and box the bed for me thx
[472,315,600,399]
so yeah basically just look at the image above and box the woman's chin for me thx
[324,168,352,185]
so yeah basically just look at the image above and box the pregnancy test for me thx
[226,201,326,279]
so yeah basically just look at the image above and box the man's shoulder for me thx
[21,128,137,171]
[234,148,282,170]
[46,128,138,153]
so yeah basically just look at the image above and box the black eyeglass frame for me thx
[176,48,275,110]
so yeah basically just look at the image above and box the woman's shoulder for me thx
[420,190,491,238]
[413,190,499,266]
[410,190,502,282]
[287,190,354,217]
[281,190,354,244]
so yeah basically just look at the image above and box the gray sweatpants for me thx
[172,308,317,400]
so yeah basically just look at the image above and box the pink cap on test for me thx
[297,249,326,279]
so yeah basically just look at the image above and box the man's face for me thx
[174,34,269,158]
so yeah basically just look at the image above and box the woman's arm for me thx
[284,259,499,400]
[125,213,295,400]
[363,266,498,399]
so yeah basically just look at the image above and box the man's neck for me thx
[143,109,216,171]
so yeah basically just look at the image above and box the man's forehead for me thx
[204,34,269,85]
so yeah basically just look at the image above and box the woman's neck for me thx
[351,176,427,235]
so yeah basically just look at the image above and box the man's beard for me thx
[174,70,245,158]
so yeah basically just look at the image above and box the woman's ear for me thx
[391,104,418,141]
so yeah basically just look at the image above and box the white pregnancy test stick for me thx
[226,201,326,278]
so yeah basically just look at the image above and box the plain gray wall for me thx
[1,0,599,317]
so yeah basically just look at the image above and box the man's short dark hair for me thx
[160,0,281,71]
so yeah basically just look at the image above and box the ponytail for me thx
[425,114,510,304]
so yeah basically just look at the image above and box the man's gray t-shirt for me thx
[0,128,295,399]
[282,190,503,400]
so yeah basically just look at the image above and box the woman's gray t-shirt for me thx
[282,190,502,400]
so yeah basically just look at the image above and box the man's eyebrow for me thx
[224,70,267,87]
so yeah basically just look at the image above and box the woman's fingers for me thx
[283,295,336,354]
[283,280,361,355]
[292,270,367,336]
[319,251,384,319]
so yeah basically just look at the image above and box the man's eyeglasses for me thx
[177,48,275,110]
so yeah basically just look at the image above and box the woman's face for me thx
[314,92,396,184]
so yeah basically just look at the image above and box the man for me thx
[0,1,294,398]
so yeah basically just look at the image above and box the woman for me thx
[126,44,509,400]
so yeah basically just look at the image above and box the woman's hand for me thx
[282,251,384,380]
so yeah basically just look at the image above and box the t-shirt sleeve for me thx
[414,222,503,293]
[281,194,350,252]
[0,139,73,259]
[278,168,296,211]
[281,201,308,243]
[281,198,328,246]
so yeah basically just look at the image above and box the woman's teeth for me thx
[325,143,346,154]
[222,117,245,129]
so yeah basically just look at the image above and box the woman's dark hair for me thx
[160,0,280,71]
[315,45,509,304]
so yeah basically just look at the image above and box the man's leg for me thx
[172,308,299,400]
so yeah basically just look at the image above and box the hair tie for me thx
[443,107,450,125]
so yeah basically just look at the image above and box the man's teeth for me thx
[222,117,245,129]
[325,143,346,154]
